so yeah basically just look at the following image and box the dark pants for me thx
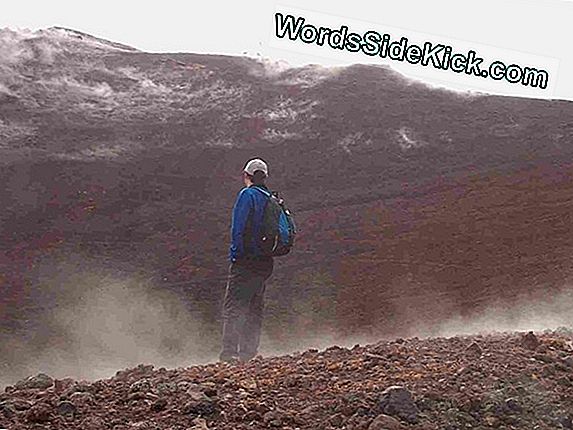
[220,257,274,361]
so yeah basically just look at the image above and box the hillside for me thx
[2,329,573,429]
[0,27,573,386]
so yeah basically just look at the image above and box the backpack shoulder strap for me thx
[250,186,272,198]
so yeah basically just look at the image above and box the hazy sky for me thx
[2,0,572,99]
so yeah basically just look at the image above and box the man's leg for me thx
[220,261,257,362]
[239,258,273,361]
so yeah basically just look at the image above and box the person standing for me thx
[219,158,274,363]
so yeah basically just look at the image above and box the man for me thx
[219,158,274,363]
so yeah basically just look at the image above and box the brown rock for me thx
[127,391,148,402]
[190,417,210,430]
[10,398,33,411]
[151,397,168,412]
[54,378,75,394]
[70,391,95,406]
[25,402,52,423]
[63,381,94,397]
[0,402,16,418]
[155,381,177,395]
[182,397,216,416]
[56,400,76,417]
[242,410,262,422]
[521,331,540,350]
[15,373,54,391]
[81,416,109,430]
[300,403,322,416]
[368,414,406,430]
[130,379,152,393]
[378,386,419,424]
[563,356,573,368]
[263,410,283,426]
[465,342,483,355]
[329,412,345,426]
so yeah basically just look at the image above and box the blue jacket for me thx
[229,184,271,262]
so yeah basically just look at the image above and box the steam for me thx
[409,283,573,338]
[0,263,217,388]
[2,255,572,389]
[262,271,573,357]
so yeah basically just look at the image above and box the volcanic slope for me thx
[2,330,573,429]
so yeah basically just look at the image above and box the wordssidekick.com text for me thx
[275,13,550,90]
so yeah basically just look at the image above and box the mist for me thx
[2,256,572,390]
[261,275,573,356]
[0,259,218,388]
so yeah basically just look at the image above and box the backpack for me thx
[251,186,296,257]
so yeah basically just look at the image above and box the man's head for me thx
[243,158,268,186]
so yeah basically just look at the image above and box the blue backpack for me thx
[252,186,296,257]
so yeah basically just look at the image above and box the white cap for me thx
[244,158,268,177]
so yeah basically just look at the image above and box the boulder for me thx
[11,398,33,411]
[182,396,216,416]
[70,391,96,406]
[15,373,54,391]
[130,379,152,393]
[465,342,482,355]
[377,386,418,424]
[150,398,168,412]
[0,401,16,418]
[25,402,52,423]
[521,331,540,350]
[368,413,406,430]
[56,400,77,417]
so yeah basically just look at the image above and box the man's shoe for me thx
[239,354,257,363]
[219,354,240,364]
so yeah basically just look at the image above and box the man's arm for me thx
[229,189,253,262]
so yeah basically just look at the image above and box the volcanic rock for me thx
[368,414,406,430]
[2,330,573,429]
[504,397,522,412]
[555,327,573,336]
[465,341,482,355]
[130,379,152,393]
[150,398,168,412]
[182,396,216,416]
[521,331,540,350]
[190,417,210,430]
[56,400,76,417]
[263,410,283,426]
[0,402,15,418]
[377,386,418,424]
[14,373,54,391]
[79,415,108,429]
[10,398,33,411]
[54,378,75,394]
[558,415,573,429]
[25,403,52,423]
[69,391,95,406]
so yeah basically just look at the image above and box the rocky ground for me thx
[2,328,573,429]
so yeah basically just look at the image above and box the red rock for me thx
[2,330,573,429]
[465,341,483,355]
[521,331,540,350]
[368,414,406,430]
[25,403,52,423]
